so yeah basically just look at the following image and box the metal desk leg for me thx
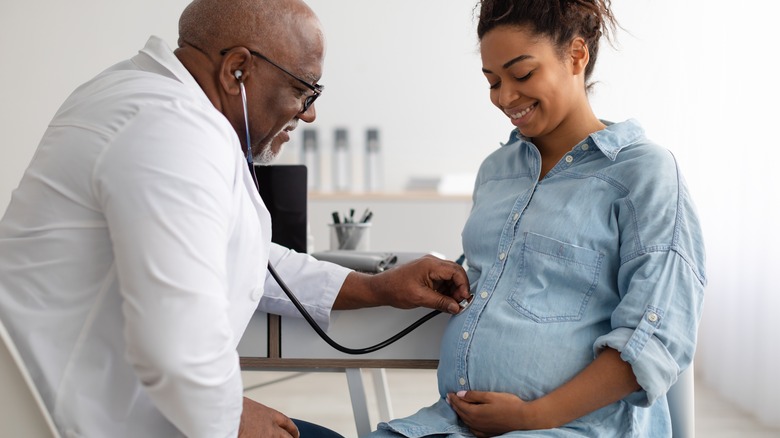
[345,368,372,437]
[371,369,394,423]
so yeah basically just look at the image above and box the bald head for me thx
[178,0,322,61]
[175,0,325,162]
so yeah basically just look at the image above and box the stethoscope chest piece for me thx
[458,294,475,311]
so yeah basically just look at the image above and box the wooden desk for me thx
[238,307,449,436]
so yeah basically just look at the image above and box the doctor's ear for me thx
[218,48,252,94]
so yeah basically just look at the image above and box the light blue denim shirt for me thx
[373,119,706,437]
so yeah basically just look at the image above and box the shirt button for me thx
[565,155,574,163]
[648,312,659,323]
[462,332,469,340]
[459,377,466,386]
[582,144,590,151]
[513,212,520,221]
[480,291,488,299]
[498,252,506,260]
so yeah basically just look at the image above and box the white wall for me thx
[282,0,506,193]
[0,0,191,211]
[0,0,505,208]
[2,0,780,429]
[0,0,734,204]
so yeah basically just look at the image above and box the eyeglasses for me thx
[220,47,324,113]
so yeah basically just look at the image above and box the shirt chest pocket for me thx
[507,232,603,323]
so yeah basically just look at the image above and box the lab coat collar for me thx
[131,36,212,107]
[132,36,267,212]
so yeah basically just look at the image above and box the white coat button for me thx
[565,155,574,163]
[648,312,659,323]
[499,252,506,260]
[459,377,466,386]
[480,291,489,299]
[462,332,470,340]
[251,287,263,301]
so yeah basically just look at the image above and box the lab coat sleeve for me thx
[259,243,352,331]
[95,102,243,437]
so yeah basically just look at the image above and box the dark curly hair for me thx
[475,0,618,85]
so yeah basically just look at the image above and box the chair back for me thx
[667,364,695,438]
[0,318,61,438]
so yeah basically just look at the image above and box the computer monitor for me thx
[253,164,308,253]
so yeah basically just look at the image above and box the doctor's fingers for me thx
[238,398,299,438]
[266,411,298,438]
[413,255,470,299]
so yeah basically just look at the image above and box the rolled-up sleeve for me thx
[594,153,706,407]
[595,249,705,406]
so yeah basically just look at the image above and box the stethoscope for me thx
[236,74,472,354]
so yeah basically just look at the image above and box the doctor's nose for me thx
[298,103,317,123]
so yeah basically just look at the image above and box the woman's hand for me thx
[447,390,544,437]
[447,348,642,436]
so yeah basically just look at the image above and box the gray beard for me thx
[253,146,277,164]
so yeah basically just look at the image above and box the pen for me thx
[361,211,373,223]
[358,208,370,223]
[331,211,344,244]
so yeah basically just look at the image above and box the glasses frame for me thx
[220,47,323,113]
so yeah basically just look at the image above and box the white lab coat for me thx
[0,36,350,437]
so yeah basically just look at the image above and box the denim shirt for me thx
[375,120,706,437]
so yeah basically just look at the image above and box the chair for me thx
[0,317,61,438]
[667,363,695,438]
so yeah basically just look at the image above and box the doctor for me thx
[0,0,469,437]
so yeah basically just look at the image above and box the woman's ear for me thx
[570,37,590,76]
[218,48,252,95]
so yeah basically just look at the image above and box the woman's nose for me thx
[498,84,522,108]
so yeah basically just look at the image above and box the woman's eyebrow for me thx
[482,54,533,74]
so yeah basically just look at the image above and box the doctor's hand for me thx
[334,255,470,314]
[239,397,299,438]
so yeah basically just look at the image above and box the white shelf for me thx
[308,193,472,261]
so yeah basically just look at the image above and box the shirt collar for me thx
[589,119,645,161]
[502,118,645,161]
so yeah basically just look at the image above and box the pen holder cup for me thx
[329,223,371,251]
